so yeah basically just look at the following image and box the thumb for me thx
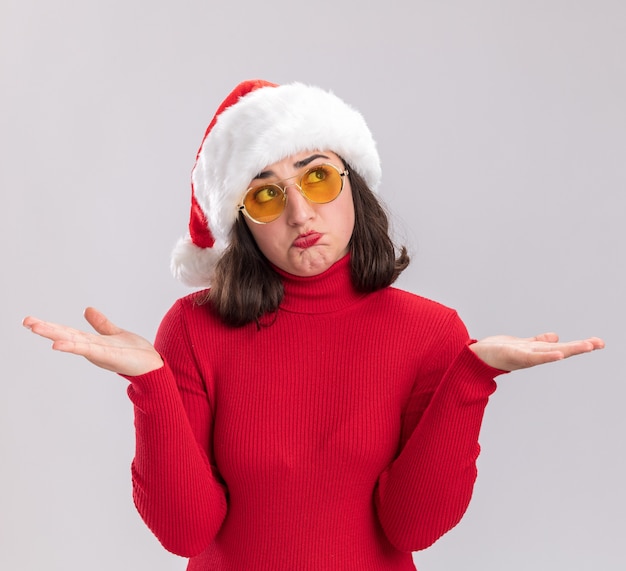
[530,332,560,343]
[83,307,122,336]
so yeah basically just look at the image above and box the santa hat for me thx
[171,79,381,287]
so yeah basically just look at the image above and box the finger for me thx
[498,349,564,371]
[83,307,122,336]
[521,350,565,367]
[22,315,40,330]
[48,337,123,371]
[553,339,599,358]
[528,332,560,343]
[51,336,99,356]
[23,316,89,344]
[525,336,604,355]
[26,320,108,362]
[527,339,600,361]
[585,336,605,350]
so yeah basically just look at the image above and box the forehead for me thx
[253,150,342,179]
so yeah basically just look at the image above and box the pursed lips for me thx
[292,231,322,249]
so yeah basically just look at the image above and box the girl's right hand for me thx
[22,307,163,377]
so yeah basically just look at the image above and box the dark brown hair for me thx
[206,166,409,327]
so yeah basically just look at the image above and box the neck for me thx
[273,255,365,314]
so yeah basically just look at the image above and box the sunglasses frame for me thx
[238,163,349,224]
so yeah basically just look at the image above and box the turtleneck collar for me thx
[273,254,367,314]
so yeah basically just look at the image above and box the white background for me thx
[2,1,624,569]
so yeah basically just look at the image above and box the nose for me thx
[284,184,315,225]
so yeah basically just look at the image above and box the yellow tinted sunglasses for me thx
[238,163,349,224]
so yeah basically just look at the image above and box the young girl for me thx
[23,79,604,570]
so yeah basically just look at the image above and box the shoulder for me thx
[155,289,240,359]
[374,286,460,321]
[158,289,225,333]
[369,286,469,343]
[174,289,212,311]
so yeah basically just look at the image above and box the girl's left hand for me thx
[469,333,605,371]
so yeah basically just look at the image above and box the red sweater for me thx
[126,256,501,570]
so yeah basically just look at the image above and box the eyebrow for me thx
[254,153,330,180]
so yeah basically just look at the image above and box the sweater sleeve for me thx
[374,312,502,552]
[125,300,228,557]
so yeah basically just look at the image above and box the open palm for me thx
[470,332,604,371]
[23,307,163,377]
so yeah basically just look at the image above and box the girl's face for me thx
[242,150,355,277]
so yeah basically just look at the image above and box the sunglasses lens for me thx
[243,185,286,223]
[300,164,343,203]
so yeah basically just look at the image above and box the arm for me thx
[23,305,228,556]
[126,300,227,557]
[375,319,604,553]
[375,314,501,552]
